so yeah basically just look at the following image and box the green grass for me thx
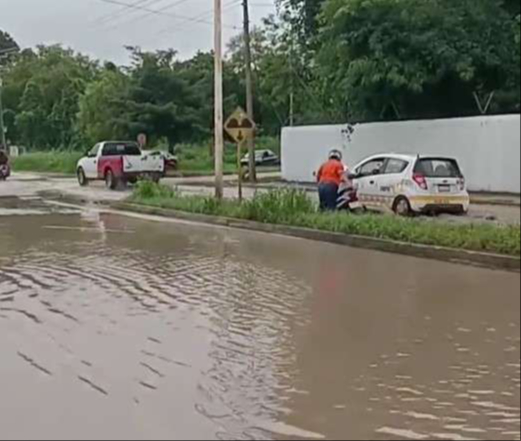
[172,137,281,175]
[10,137,281,177]
[130,183,521,257]
[11,151,82,175]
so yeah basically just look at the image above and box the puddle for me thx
[0,212,519,440]
[0,196,79,216]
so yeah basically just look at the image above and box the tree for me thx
[77,68,131,145]
[0,30,18,54]
[276,0,327,39]
[120,47,206,148]
[318,0,521,121]
[2,45,97,148]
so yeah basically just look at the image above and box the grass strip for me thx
[130,182,521,257]
[11,151,83,175]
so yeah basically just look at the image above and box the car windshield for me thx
[414,158,462,178]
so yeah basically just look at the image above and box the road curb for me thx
[114,202,520,273]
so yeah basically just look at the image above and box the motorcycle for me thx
[336,172,359,211]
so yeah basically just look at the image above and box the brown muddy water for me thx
[0,199,520,440]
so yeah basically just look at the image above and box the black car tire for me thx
[77,168,89,187]
[105,169,117,190]
[393,196,413,217]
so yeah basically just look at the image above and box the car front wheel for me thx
[77,168,89,187]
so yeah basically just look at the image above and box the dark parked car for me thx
[241,150,280,167]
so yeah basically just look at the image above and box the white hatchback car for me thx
[351,154,470,216]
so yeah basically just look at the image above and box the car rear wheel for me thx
[105,169,117,190]
[77,168,89,187]
[393,196,413,217]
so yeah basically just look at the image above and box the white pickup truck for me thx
[77,141,164,189]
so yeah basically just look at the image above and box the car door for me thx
[379,158,410,211]
[355,157,388,210]
[83,144,101,179]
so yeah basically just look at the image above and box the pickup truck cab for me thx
[77,141,164,189]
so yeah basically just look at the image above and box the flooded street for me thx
[0,198,519,440]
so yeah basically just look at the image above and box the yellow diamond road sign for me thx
[224,107,255,143]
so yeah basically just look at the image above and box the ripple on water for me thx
[0,213,519,440]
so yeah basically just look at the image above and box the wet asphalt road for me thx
[0,179,520,441]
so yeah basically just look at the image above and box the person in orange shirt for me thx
[316,150,345,211]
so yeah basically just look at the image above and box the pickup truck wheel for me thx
[105,169,117,190]
[77,168,89,187]
[152,173,161,184]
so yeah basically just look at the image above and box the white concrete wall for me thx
[282,115,521,193]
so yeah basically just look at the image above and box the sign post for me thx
[237,139,245,201]
[224,107,255,201]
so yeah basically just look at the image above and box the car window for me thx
[88,144,101,157]
[384,159,409,174]
[358,158,386,177]
[414,158,462,178]
[102,142,141,157]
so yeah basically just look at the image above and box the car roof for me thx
[101,140,138,144]
[358,153,416,163]
[359,153,459,162]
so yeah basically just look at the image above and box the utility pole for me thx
[289,29,295,127]
[214,0,224,199]
[242,0,256,182]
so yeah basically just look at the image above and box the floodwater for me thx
[0,199,520,440]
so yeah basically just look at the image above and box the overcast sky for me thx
[0,0,276,63]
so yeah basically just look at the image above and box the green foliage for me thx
[318,0,521,120]
[11,151,82,175]
[134,180,176,199]
[0,30,18,55]
[77,69,130,145]
[131,186,521,257]
[2,46,96,149]
[240,188,315,223]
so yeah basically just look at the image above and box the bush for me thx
[240,189,315,223]
[133,180,176,199]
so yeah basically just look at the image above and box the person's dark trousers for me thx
[318,182,339,211]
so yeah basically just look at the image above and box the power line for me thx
[102,0,191,30]
[156,0,242,37]
[97,0,239,30]
[93,0,161,26]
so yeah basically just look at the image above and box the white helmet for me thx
[329,149,342,161]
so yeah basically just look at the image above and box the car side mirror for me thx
[372,169,381,175]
